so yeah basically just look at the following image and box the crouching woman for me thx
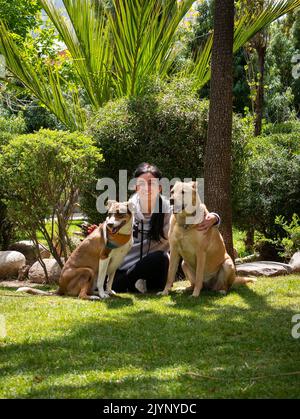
[112,163,220,294]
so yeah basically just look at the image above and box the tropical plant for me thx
[1,0,300,130]
[0,129,103,269]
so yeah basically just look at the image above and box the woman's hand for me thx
[196,213,219,233]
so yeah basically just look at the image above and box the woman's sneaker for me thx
[135,279,147,294]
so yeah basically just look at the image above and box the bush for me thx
[84,79,250,222]
[263,119,300,135]
[0,129,103,269]
[275,214,300,261]
[233,132,300,246]
[0,113,27,250]
[0,112,26,135]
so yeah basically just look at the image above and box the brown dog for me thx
[17,200,134,300]
[160,181,255,298]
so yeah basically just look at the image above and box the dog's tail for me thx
[16,287,57,296]
[234,276,257,285]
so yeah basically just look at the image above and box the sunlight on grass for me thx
[1,275,300,398]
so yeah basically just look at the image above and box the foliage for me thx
[0,16,76,132]
[0,0,41,38]
[262,119,300,134]
[0,113,27,250]
[233,132,300,242]
[275,213,300,260]
[83,78,250,223]
[1,0,300,130]
[0,129,103,267]
[264,20,299,122]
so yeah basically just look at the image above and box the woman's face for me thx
[136,173,161,202]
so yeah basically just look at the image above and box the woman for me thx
[112,162,221,294]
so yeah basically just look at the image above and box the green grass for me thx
[15,219,85,247]
[1,276,300,399]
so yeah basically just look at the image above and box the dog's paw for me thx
[89,295,101,301]
[107,290,117,297]
[157,290,169,296]
[99,292,110,299]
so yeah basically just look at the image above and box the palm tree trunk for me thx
[204,0,235,260]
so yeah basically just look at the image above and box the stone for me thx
[28,259,63,284]
[290,252,300,273]
[0,251,26,280]
[8,241,51,266]
[236,261,293,277]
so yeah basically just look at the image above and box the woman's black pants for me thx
[112,251,169,293]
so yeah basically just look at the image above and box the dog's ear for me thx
[106,199,117,211]
[170,181,180,194]
[127,201,136,214]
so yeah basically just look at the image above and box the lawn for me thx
[0,275,300,399]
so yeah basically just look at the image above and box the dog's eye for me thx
[117,213,127,218]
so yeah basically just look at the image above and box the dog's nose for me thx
[107,222,114,228]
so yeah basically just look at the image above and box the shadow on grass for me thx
[1,283,300,398]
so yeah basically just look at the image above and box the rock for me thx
[28,259,63,284]
[290,252,300,273]
[236,261,293,277]
[235,253,260,265]
[0,251,26,280]
[8,241,51,266]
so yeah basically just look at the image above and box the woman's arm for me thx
[196,211,221,233]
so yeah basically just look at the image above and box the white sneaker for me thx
[135,279,147,294]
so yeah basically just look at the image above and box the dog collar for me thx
[106,231,132,250]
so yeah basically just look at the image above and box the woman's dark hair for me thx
[133,162,166,242]
[133,162,162,179]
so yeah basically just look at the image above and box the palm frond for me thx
[192,0,300,90]
[0,21,85,130]
[109,0,195,96]
[40,0,113,108]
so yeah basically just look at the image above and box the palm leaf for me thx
[109,0,195,96]
[192,0,300,90]
[0,21,85,130]
[39,0,113,108]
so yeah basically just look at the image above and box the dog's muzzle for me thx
[107,220,126,235]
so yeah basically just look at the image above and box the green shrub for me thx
[0,112,26,134]
[275,214,300,261]
[263,119,300,135]
[0,129,103,268]
[0,113,27,249]
[84,79,250,222]
[233,133,300,244]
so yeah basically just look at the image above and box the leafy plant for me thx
[275,213,300,260]
[1,0,300,130]
[0,129,103,273]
